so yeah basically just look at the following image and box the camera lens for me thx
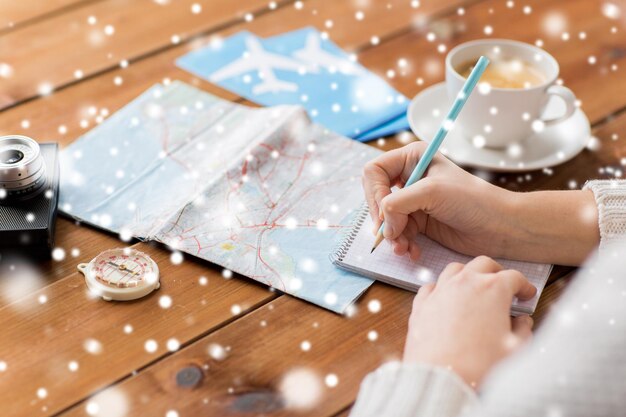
[0,149,24,164]
[0,135,47,201]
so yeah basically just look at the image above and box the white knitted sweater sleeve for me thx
[583,180,626,249]
[349,180,626,417]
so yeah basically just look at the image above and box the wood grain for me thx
[61,284,412,417]
[0,242,277,417]
[0,0,471,110]
[0,0,622,416]
[357,0,626,126]
[0,0,94,30]
[0,2,477,415]
[0,0,274,109]
[0,0,475,300]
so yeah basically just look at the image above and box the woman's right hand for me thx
[362,141,599,265]
[363,141,516,260]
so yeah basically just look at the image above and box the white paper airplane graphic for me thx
[293,33,364,75]
[209,36,303,94]
[208,34,364,95]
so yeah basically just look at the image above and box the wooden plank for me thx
[61,283,412,417]
[59,270,574,417]
[0,0,473,137]
[357,0,626,126]
[0,0,275,109]
[3,0,616,412]
[0,0,475,298]
[0,242,277,417]
[0,0,94,31]
[0,2,478,414]
[0,0,471,110]
[358,0,626,194]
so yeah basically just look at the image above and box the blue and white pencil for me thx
[371,55,490,253]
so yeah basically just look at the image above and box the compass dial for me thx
[92,250,153,288]
[78,248,160,301]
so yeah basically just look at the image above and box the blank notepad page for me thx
[333,209,552,314]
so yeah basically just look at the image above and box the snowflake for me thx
[37,82,54,96]
[144,339,158,353]
[325,373,339,388]
[279,368,322,410]
[367,299,381,313]
[166,338,180,351]
[208,343,227,360]
[84,338,103,355]
[159,295,172,309]
[51,248,66,261]
[170,251,183,265]
[602,2,621,19]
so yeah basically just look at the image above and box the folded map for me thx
[59,80,380,313]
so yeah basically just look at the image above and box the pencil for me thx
[370,55,490,253]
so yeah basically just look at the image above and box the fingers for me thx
[363,145,417,225]
[497,269,537,301]
[439,262,464,281]
[380,179,440,239]
[511,315,534,343]
[465,256,503,273]
[363,163,390,226]
[408,241,421,261]
[412,283,435,309]
[392,234,410,256]
[410,283,435,319]
[363,142,433,234]
[438,257,535,301]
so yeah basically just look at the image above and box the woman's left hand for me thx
[403,256,537,387]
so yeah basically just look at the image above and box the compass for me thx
[78,248,160,301]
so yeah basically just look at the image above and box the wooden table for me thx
[0,0,623,416]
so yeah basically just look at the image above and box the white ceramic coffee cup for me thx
[445,39,577,149]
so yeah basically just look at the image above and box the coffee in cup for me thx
[445,39,577,148]
[456,57,547,89]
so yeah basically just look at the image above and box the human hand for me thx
[403,256,536,387]
[363,141,514,260]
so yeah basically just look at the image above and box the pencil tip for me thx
[370,247,375,254]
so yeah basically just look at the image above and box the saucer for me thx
[407,82,591,172]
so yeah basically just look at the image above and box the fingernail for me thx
[378,207,384,221]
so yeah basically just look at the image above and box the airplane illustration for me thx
[209,36,303,95]
[293,33,365,75]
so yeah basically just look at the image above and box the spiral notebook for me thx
[330,205,553,315]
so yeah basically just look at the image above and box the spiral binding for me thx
[329,202,369,264]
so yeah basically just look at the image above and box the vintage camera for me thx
[0,135,60,256]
